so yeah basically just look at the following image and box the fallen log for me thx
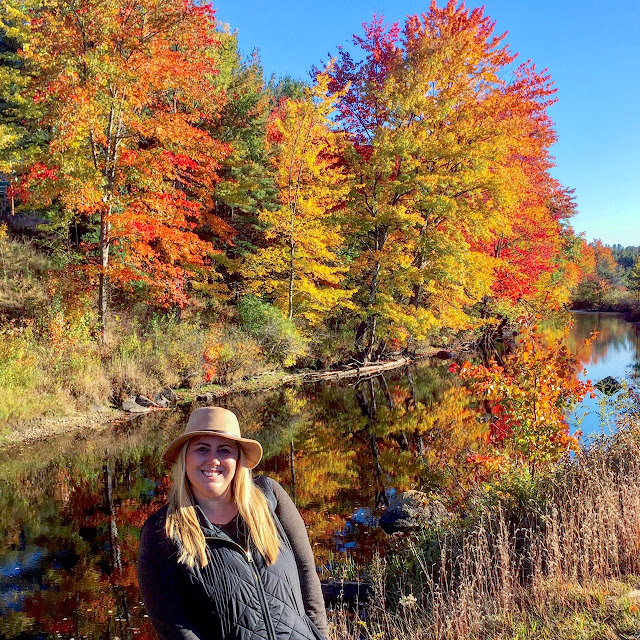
[299,357,412,382]
[186,356,425,404]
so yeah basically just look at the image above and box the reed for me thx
[328,421,640,639]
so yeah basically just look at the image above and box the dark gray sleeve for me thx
[269,479,329,637]
[137,517,203,640]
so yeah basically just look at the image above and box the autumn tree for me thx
[455,319,594,470]
[247,68,353,326]
[325,2,574,360]
[628,255,640,304]
[573,240,624,309]
[18,0,231,339]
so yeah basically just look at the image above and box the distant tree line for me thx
[573,241,640,310]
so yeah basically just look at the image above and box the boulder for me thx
[135,394,157,407]
[379,490,449,534]
[153,393,171,408]
[158,388,178,405]
[320,579,370,607]
[594,376,623,396]
[122,397,151,413]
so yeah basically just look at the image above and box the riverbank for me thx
[0,354,433,445]
[1,329,639,639]
[572,305,640,323]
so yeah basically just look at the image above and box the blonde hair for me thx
[165,441,280,569]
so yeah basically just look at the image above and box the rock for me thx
[159,388,178,404]
[196,392,220,403]
[135,394,157,407]
[122,397,151,413]
[379,490,449,534]
[153,393,170,408]
[594,376,623,396]
[321,579,370,607]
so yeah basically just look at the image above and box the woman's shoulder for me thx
[253,474,277,508]
[253,475,294,509]
[140,503,170,542]
[254,474,286,492]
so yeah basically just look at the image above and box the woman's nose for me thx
[204,451,220,464]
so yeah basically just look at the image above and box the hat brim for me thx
[162,430,263,469]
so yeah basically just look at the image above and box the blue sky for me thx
[213,0,640,246]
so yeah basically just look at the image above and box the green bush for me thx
[106,314,207,400]
[210,324,269,384]
[237,295,307,367]
[0,312,108,427]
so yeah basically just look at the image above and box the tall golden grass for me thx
[329,422,640,639]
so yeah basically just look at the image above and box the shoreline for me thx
[1,354,435,447]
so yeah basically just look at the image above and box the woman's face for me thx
[185,435,239,504]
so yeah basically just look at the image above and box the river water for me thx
[567,312,640,435]
[0,312,638,638]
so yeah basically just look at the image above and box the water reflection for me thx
[567,312,640,434]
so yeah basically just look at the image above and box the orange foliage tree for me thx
[324,1,580,359]
[20,0,231,337]
[452,319,595,470]
[454,319,595,470]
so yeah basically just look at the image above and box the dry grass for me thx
[328,423,640,640]
[0,305,273,427]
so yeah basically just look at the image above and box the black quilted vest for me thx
[144,477,326,640]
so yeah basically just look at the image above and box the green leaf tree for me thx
[628,255,640,304]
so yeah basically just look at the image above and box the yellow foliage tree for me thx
[247,68,354,327]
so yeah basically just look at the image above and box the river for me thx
[567,312,640,435]
[0,312,638,638]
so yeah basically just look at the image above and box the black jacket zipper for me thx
[205,536,277,640]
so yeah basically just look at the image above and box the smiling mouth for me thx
[201,470,221,478]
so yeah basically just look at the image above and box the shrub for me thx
[0,230,52,320]
[0,310,108,427]
[329,422,640,640]
[203,324,268,384]
[237,295,307,367]
[106,314,208,401]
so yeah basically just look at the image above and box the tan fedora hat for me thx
[162,407,263,469]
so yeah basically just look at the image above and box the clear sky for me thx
[213,0,640,247]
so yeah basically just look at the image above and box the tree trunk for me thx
[410,252,426,308]
[104,459,122,573]
[98,205,111,344]
[289,439,297,505]
[355,259,382,362]
[288,241,295,321]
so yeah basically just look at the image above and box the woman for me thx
[137,406,329,640]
